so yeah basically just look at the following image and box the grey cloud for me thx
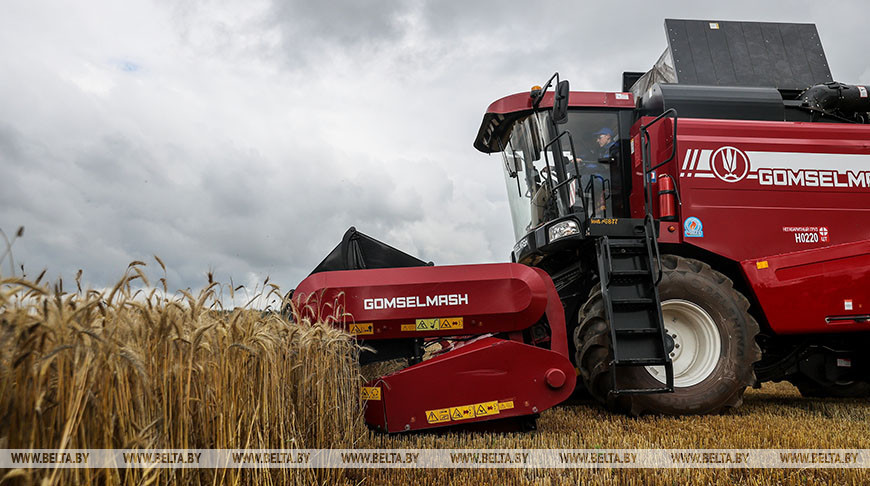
[177,0,415,68]
[0,123,23,161]
[0,117,439,291]
[270,0,407,48]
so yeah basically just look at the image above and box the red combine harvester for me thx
[293,19,870,433]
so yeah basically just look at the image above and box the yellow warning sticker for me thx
[425,408,451,424]
[360,387,381,401]
[439,317,463,330]
[416,319,439,331]
[426,399,509,424]
[407,317,464,332]
[349,323,373,335]
[475,401,500,417]
[756,260,769,270]
[450,405,476,421]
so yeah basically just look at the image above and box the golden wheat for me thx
[0,261,364,485]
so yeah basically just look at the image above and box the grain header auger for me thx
[293,19,870,433]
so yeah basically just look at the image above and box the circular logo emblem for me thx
[683,217,704,238]
[710,146,750,183]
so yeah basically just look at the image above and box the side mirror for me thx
[552,80,570,124]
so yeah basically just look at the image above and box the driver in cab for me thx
[593,127,618,160]
[567,127,618,166]
[564,127,618,217]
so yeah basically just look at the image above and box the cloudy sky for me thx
[2,0,869,297]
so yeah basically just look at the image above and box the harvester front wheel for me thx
[574,255,762,415]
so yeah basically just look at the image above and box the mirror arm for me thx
[532,72,560,109]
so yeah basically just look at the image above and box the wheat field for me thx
[2,261,869,485]
[0,261,364,485]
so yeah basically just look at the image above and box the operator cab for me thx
[474,81,637,262]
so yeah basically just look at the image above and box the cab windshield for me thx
[500,110,622,241]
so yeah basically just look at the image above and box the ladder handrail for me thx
[640,108,677,214]
[639,109,678,287]
[644,214,663,285]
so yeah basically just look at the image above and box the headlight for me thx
[548,220,580,242]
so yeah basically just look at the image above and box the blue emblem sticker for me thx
[684,217,704,238]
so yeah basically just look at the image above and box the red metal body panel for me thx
[741,240,870,334]
[363,336,575,433]
[484,91,635,115]
[293,263,551,339]
[631,117,870,334]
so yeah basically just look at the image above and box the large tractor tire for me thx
[574,255,762,415]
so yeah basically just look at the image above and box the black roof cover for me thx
[310,227,430,274]
[664,19,833,90]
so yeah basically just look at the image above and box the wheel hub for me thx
[646,299,722,388]
[663,333,675,354]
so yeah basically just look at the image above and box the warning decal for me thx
[416,319,439,331]
[451,405,476,421]
[360,387,381,401]
[405,317,464,332]
[426,409,450,424]
[425,399,515,424]
[348,323,373,335]
[475,401,500,417]
[438,317,464,330]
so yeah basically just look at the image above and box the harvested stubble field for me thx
[1,262,869,485]
[356,382,870,485]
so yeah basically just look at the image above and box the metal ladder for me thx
[589,108,679,395]
[593,220,673,394]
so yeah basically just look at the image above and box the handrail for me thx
[641,108,679,172]
[601,236,613,289]
[543,130,587,219]
[551,174,577,191]
[639,109,678,286]
[644,214,663,285]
